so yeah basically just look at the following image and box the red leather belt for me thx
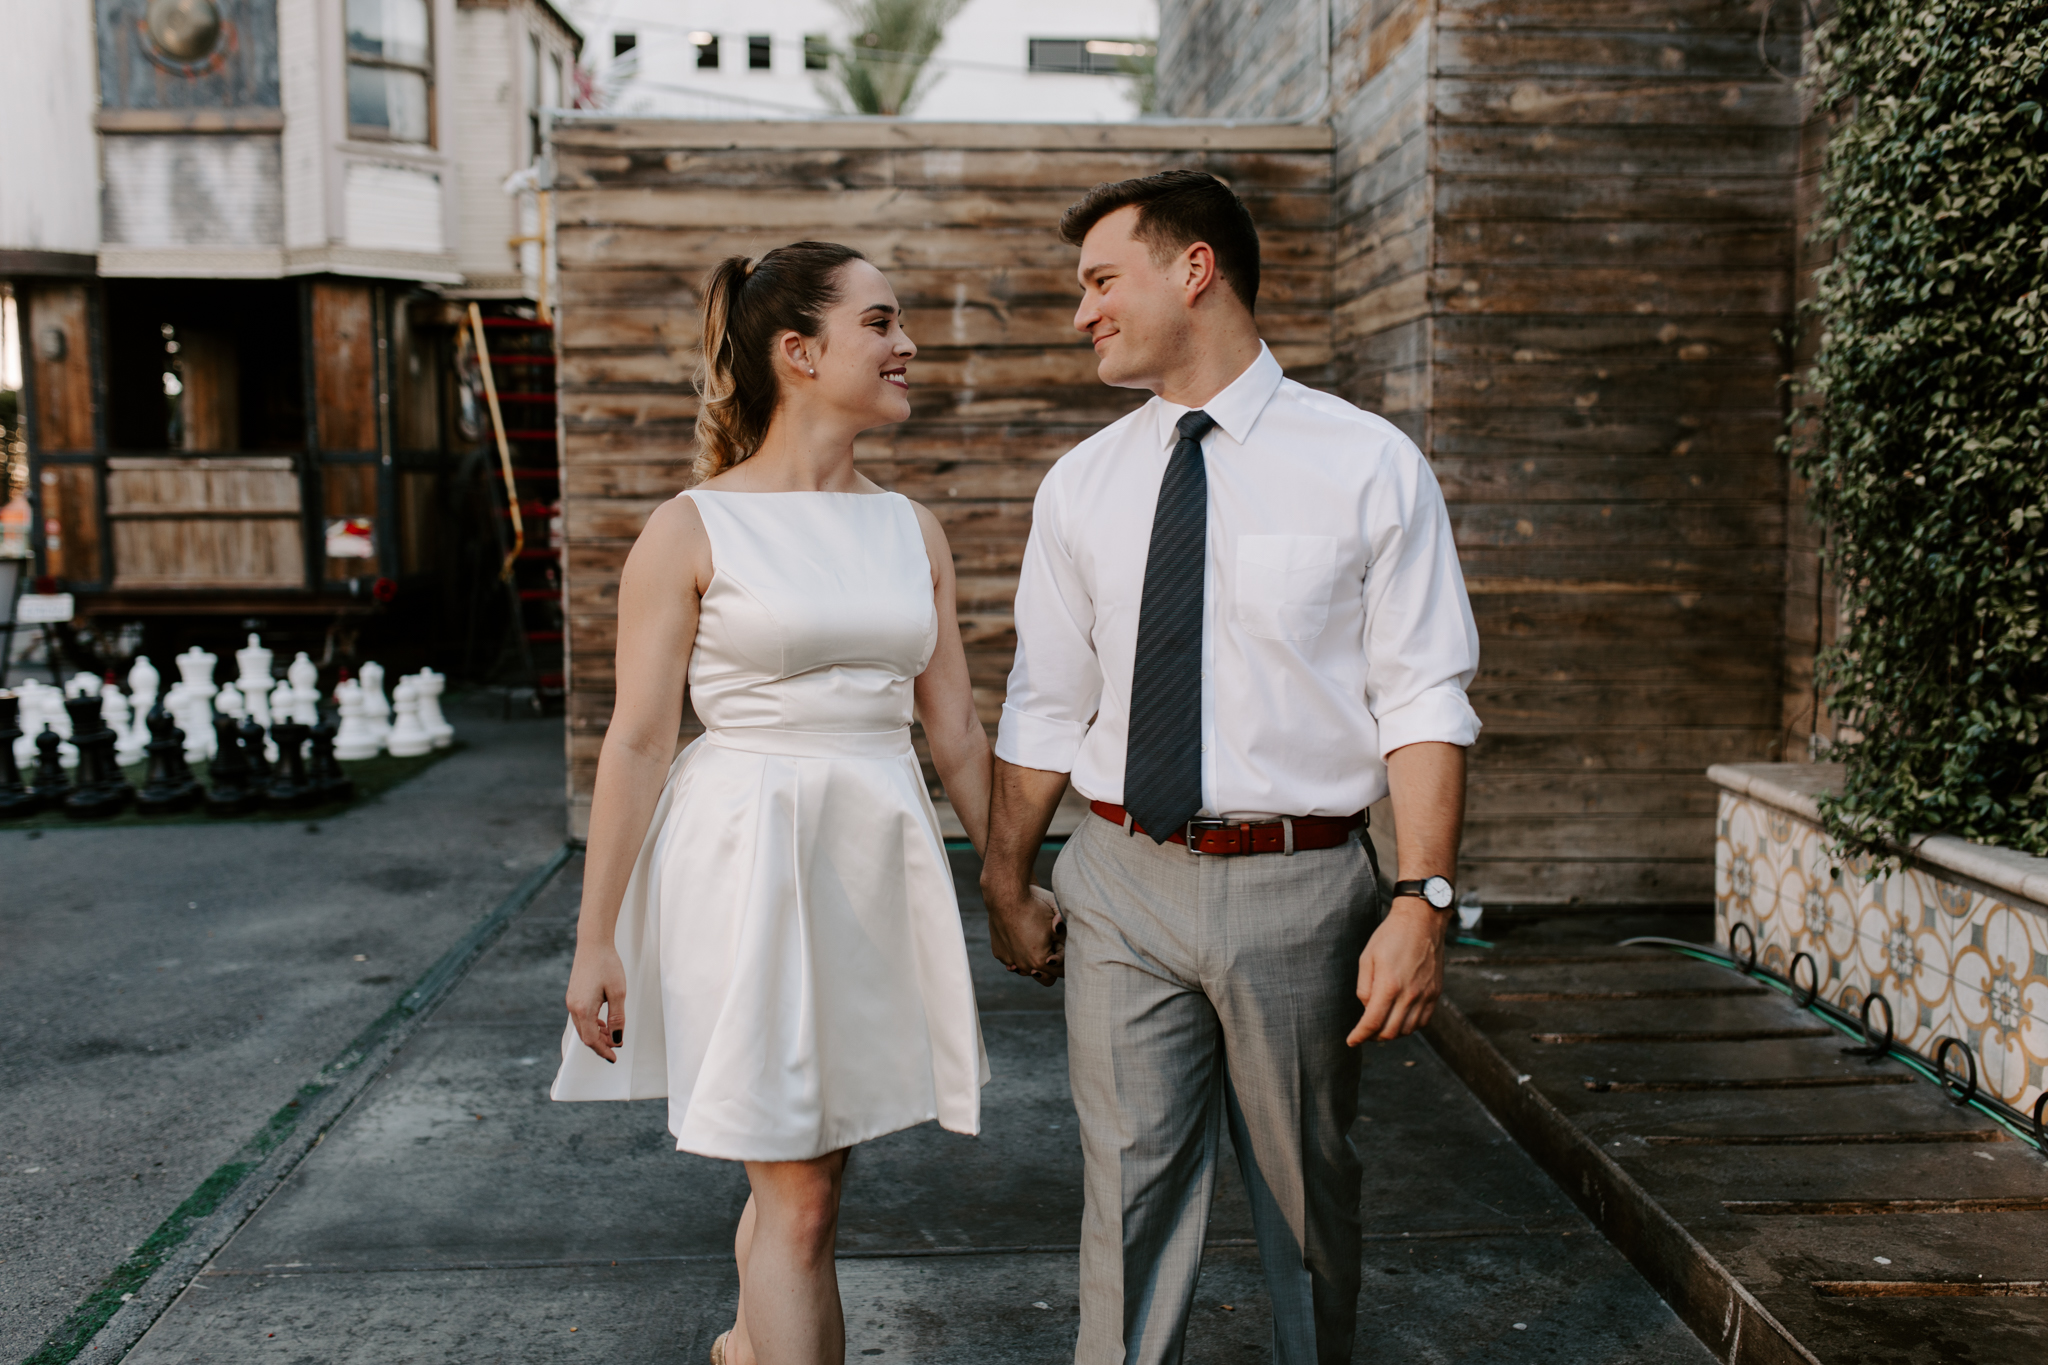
[1089,800,1364,856]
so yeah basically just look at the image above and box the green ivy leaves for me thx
[1798,0,2048,859]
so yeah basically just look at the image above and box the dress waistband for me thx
[701,726,913,759]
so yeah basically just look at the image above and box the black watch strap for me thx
[1391,877,1453,909]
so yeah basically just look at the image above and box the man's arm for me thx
[980,759,1069,985]
[1346,740,1466,1044]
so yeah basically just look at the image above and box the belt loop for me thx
[1122,811,1135,837]
[1282,816,1295,856]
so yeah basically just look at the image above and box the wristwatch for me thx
[1391,876,1456,911]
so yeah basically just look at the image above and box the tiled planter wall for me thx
[1711,764,2048,1116]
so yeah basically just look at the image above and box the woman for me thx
[552,241,999,1365]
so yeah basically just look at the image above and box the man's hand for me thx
[988,883,1065,986]
[1347,900,1447,1044]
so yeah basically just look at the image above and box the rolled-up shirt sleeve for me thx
[995,472,1101,774]
[1362,439,1483,757]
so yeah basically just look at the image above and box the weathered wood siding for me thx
[551,119,1334,836]
[1159,0,1805,903]
[1423,0,1801,903]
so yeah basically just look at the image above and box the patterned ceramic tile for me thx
[1714,791,2048,1113]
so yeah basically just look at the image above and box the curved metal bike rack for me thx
[1788,950,1819,1009]
[1934,1036,1978,1107]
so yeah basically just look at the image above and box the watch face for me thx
[1424,876,1455,910]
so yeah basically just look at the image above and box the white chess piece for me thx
[164,681,210,763]
[288,651,319,694]
[128,655,160,714]
[235,633,273,694]
[216,682,245,720]
[332,681,381,761]
[14,681,73,769]
[358,662,391,748]
[68,671,100,698]
[386,677,433,757]
[415,668,454,748]
[100,681,141,767]
[290,680,320,727]
[176,646,219,707]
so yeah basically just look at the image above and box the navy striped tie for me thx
[1124,409,1216,844]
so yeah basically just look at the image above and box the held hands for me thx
[566,942,629,1064]
[988,883,1066,987]
[1347,898,1449,1045]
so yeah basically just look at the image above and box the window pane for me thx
[804,34,829,70]
[695,35,719,69]
[613,33,637,57]
[347,0,430,68]
[349,64,430,142]
[748,34,771,70]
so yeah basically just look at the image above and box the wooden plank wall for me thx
[551,120,1334,835]
[1164,0,1808,902]
[1783,8,1844,755]
[1417,0,1803,902]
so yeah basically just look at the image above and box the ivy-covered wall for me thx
[1798,0,2048,857]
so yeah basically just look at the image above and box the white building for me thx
[0,0,580,631]
[563,0,1157,122]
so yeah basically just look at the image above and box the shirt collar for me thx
[1150,341,1284,451]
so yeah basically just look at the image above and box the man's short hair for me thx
[1058,168,1261,313]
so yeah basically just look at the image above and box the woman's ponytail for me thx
[691,241,867,483]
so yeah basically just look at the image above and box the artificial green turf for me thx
[2,742,460,829]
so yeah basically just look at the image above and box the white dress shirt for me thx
[995,343,1481,819]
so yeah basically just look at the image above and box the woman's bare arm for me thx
[910,502,992,857]
[565,495,712,1062]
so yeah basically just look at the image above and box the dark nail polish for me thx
[612,1030,623,1045]
[604,1055,615,1064]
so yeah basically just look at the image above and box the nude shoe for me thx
[710,1330,729,1365]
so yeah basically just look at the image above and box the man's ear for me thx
[1181,242,1221,306]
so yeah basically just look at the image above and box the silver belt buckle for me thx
[1184,816,1231,855]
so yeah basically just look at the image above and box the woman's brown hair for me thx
[693,240,867,482]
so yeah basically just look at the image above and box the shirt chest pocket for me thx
[1233,534,1337,641]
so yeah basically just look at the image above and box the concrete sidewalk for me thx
[1,695,566,1363]
[119,850,1714,1364]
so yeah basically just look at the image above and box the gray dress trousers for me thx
[1053,811,1380,1365]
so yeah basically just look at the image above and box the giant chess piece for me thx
[331,681,380,761]
[265,717,317,809]
[127,654,160,717]
[358,661,392,750]
[204,713,259,817]
[416,668,454,748]
[31,725,72,806]
[235,633,273,697]
[307,706,354,804]
[101,679,141,768]
[387,677,434,757]
[0,693,46,819]
[62,693,134,820]
[237,713,272,787]
[136,701,202,815]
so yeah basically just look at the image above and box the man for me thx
[980,169,1480,1364]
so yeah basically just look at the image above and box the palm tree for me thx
[817,0,969,117]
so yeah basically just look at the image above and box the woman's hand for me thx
[566,941,629,1063]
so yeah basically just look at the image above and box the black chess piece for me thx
[62,693,134,820]
[30,725,72,806]
[307,706,353,805]
[265,717,317,809]
[0,693,46,819]
[237,714,272,785]
[204,714,259,817]
[136,701,201,815]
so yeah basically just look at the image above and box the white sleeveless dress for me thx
[551,490,987,1161]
